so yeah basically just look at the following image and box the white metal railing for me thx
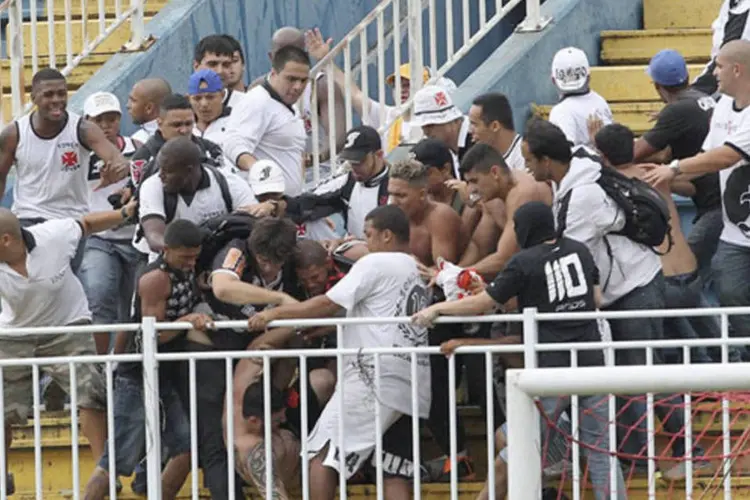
[0,305,747,498]
[1,0,146,120]
[307,0,551,185]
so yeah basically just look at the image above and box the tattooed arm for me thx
[244,440,290,500]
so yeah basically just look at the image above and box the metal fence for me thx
[0,306,747,498]
[1,0,146,119]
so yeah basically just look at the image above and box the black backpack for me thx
[557,151,672,252]
[195,211,257,274]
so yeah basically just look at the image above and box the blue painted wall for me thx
[451,0,642,133]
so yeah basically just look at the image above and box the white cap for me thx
[411,85,463,127]
[83,91,122,118]
[249,159,286,195]
[551,47,590,92]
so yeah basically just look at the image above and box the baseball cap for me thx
[646,49,689,87]
[411,138,453,169]
[188,69,223,95]
[411,85,463,127]
[386,63,431,86]
[339,126,382,162]
[249,159,286,195]
[83,92,121,118]
[551,47,590,92]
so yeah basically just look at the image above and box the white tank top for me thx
[299,73,330,153]
[13,112,92,220]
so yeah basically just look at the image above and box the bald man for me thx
[0,201,137,492]
[249,26,347,166]
[644,39,750,360]
[127,78,172,144]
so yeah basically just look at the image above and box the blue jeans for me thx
[78,237,142,344]
[688,208,723,283]
[98,375,190,477]
[713,241,750,351]
[662,272,716,364]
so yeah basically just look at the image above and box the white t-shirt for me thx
[13,112,92,220]
[548,91,613,148]
[703,95,750,247]
[0,219,90,332]
[326,252,431,418]
[504,134,526,171]
[131,119,158,145]
[223,84,306,196]
[366,100,422,152]
[193,111,236,174]
[138,167,257,256]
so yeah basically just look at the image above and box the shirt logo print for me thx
[61,150,80,171]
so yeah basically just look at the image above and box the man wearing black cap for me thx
[283,125,390,247]
[412,201,626,500]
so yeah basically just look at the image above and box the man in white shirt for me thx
[188,69,235,171]
[412,86,473,178]
[78,92,142,355]
[0,200,137,492]
[127,78,172,144]
[224,45,310,195]
[548,47,613,148]
[468,92,525,171]
[138,136,257,256]
[645,40,750,359]
[250,204,430,499]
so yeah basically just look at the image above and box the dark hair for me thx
[365,205,410,244]
[31,68,66,89]
[164,219,203,248]
[272,45,311,73]
[524,118,572,164]
[194,35,236,63]
[472,92,515,131]
[242,378,286,419]
[248,217,298,264]
[295,239,329,269]
[160,93,192,115]
[594,123,635,167]
[221,34,245,63]
[158,137,202,170]
[459,142,510,175]
[659,81,689,93]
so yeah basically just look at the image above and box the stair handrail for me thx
[306,0,551,187]
[4,0,148,120]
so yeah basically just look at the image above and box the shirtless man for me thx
[387,158,466,266]
[229,328,334,498]
[457,143,552,278]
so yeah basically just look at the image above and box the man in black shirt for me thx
[85,220,211,499]
[413,201,625,500]
[634,49,722,274]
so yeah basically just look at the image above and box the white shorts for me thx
[306,376,416,479]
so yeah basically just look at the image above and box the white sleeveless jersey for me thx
[298,73,330,153]
[13,112,92,220]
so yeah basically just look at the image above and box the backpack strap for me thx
[340,174,357,228]
[556,190,573,238]
[204,164,234,214]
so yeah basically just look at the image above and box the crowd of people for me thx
[0,0,748,497]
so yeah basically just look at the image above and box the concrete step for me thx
[590,64,705,103]
[601,29,712,65]
[0,54,109,94]
[643,0,722,30]
[0,91,76,124]
[534,101,663,136]
[50,0,167,19]
[21,16,154,58]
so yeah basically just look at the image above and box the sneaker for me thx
[543,459,571,479]
[435,455,476,482]
[662,456,712,481]
[132,466,147,496]
[6,473,14,496]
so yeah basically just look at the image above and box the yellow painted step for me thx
[52,0,168,18]
[590,64,705,103]
[22,16,154,57]
[0,54,109,93]
[534,102,664,136]
[601,29,712,65]
[644,0,723,30]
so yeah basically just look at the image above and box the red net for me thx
[538,392,750,499]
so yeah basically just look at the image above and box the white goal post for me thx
[505,363,750,499]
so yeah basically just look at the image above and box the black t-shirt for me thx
[207,238,305,320]
[485,237,604,368]
[642,89,720,215]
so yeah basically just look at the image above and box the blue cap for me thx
[188,69,223,95]
[646,49,689,87]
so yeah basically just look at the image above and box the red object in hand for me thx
[457,269,477,291]
[287,388,300,409]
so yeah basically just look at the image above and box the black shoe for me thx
[6,473,14,496]
[132,467,147,496]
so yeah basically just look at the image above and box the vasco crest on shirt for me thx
[60,149,81,172]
